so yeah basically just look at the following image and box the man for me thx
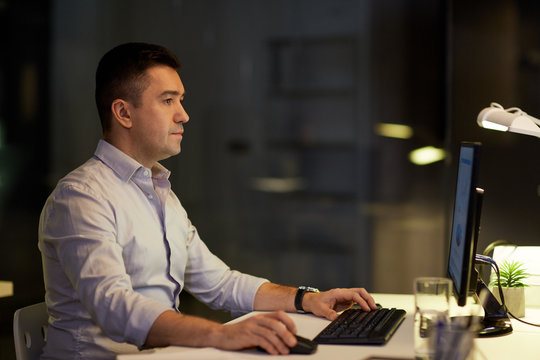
[38,42,377,359]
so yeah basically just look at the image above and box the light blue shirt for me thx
[38,140,267,359]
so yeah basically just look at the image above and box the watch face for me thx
[295,286,320,312]
[304,286,319,293]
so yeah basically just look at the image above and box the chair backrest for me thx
[13,302,48,360]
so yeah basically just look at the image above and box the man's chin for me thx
[159,148,182,162]
[170,146,182,156]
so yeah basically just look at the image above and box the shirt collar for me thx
[94,139,171,182]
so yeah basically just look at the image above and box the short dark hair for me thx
[95,42,180,132]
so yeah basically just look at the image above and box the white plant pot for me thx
[491,286,525,318]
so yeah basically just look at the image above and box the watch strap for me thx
[294,286,319,313]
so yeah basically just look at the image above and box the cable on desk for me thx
[476,254,540,328]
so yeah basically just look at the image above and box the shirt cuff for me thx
[127,299,173,347]
[229,276,269,318]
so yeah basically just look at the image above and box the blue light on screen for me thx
[448,147,474,293]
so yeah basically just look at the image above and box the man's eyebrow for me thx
[160,90,182,97]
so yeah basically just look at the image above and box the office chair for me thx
[13,302,48,360]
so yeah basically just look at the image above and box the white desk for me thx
[117,293,540,360]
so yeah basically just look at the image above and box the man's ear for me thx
[111,99,133,129]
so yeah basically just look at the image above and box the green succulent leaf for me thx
[490,260,530,288]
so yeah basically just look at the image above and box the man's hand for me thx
[302,288,377,321]
[211,311,297,355]
[146,309,297,355]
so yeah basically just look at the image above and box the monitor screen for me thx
[447,142,482,306]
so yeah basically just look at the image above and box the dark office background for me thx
[1,0,540,358]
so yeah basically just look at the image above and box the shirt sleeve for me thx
[39,183,170,346]
[182,219,269,313]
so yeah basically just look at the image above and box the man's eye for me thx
[164,98,173,104]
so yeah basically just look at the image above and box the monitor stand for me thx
[474,273,513,337]
[452,269,512,337]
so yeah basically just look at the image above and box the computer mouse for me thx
[256,334,318,355]
[290,334,318,354]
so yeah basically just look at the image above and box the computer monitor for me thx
[447,142,482,306]
[446,141,512,337]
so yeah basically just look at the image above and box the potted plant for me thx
[490,260,529,318]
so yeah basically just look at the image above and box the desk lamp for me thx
[477,102,540,137]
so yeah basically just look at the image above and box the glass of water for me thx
[414,277,452,360]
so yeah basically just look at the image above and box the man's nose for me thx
[175,104,189,123]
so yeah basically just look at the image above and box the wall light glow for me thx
[408,146,446,165]
[250,177,304,193]
[375,123,413,139]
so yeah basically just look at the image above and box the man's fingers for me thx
[349,295,376,311]
[260,313,297,346]
[273,310,297,334]
[352,295,372,311]
[250,312,297,353]
[254,335,278,355]
[333,288,376,311]
[322,308,338,321]
[318,288,377,312]
[354,288,377,310]
[252,325,290,355]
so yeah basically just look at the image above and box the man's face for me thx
[127,65,189,168]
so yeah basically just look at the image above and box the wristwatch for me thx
[294,286,320,313]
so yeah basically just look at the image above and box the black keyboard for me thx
[313,307,406,345]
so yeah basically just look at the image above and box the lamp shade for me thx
[477,103,540,137]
